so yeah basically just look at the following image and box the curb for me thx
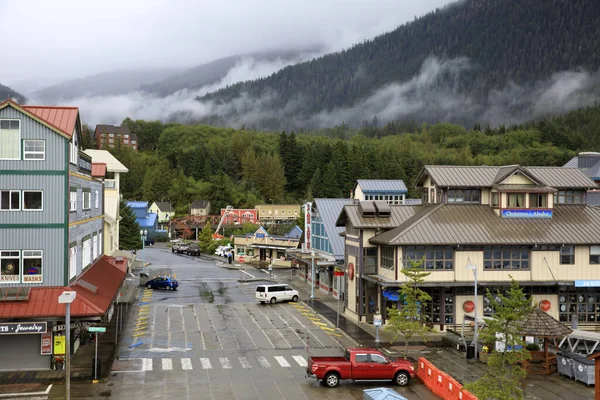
[0,384,52,398]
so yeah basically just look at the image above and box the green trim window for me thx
[404,246,454,270]
[380,245,395,270]
[529,193,547,208]
[83,189,91,210]
[560,245,575,264]
[591,246,600,265]
[507,193,525,208]
[22,191,43,211]
[23,140,45,160]
[1,190,21,211]
[0,120,21,160]
[0,250,20,283]
[484,246,530,270]
[22,250,43,283]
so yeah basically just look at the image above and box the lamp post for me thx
[310,251,315,300]
[140,229,147,267]
[58,291,77,400]
[466,263,478,351]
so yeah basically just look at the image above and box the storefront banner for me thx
[41,333,52,355]
[383,288,402,301]
[53,335,66,355]
[501,209,552,219]
[304,202,311,251]
[0,322,47,335]
[575,280,600,287]
[52,321,99,332]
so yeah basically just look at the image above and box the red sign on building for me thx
[41,333,52,355]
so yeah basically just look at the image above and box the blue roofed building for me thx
[126,201,158,242]
[564,152,600,206]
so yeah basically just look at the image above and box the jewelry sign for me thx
[0,322,47,335]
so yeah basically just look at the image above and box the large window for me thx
[529,193,547,208]
[0,120,20,160]
[70,188,77,212]
[83,189,91,210]
[95,190,99,209]
[92,233,98,260]
[22,250,42,283]
[69,243,77,280]
[559,287,600,322]
[0,250,20,283]
[554,190,584,204]
[69,132,78,164]
[447,189,481,204]
[1,190,20,210]
[82,237,91,267]
[23,140,45,160]
[507,194,525,208]
[404,246,454,270]
[483,246,530,270]
[560,246,575,264]
[591,246,600,265]
[22,191,42,211]
[380,245,395,270]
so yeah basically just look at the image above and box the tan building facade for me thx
[337,165,600,331]
[255,204,301,223]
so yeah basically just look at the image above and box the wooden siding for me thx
[0,106,66,170]
[502,173,534,185]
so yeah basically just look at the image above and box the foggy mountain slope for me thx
[141,48,322,97]
[0,83,25,103]
[31,68,183,102]
[196,0,600,129]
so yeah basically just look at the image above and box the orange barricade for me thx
[416,357,479,400]
[445,375,461,400]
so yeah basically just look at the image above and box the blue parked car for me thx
[146,276,179,291]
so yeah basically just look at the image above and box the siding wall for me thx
[68,218,104,282]
[0,228,64,286]
[0,175,65,224]
[502,174,533,185]
[0,106,66,170]
[68,170,104,224]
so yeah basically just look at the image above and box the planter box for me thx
[479,352,492,364]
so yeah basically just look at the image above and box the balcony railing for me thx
[78,151,92,174]
[104,179,116,189]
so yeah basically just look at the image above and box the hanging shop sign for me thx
[0,321,47,335]
[52,321,98,332]
[304,202,311,251]
[501,209,552,219]
[334,268,344,277]
[53,335,66,355]
[382,287,402,301]
[575,280,600,287]
[41,333,53,355]
[347,263,354,281]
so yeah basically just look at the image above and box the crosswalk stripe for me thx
[239,357,251,368]
[142,358,153,371]
[257,356,271,368]
[162,358,173,370]
[200,358,212,369]
[293,356,307,367]
[181,358,193,370]
[219,357,232,369]
[274,356,291,367]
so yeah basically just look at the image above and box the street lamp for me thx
[466,263,478,351]
[310,251,315,300]
[140,229,148,267]
[58,291,77,400]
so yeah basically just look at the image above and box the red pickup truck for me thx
[306,348,415,388]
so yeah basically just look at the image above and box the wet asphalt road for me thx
[55,247,438,400]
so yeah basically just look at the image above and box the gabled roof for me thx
[154,201,174,212]
[314,198,354,258]
[84,149,129,173]
[416,165,597,189]
[336,203,423,229]
[564,152,600,181]
[0,99,79,139]
[354,179,408,194]
[519,307,572,337]
[369,204,600,245]
[588,191,600,206]
[137,213,158,228]
[191,200,210,209]
[126,201,148,209]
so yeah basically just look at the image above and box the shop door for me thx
[0,334,50,371]
[259,248,266,261]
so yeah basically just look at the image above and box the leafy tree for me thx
[198,223,213,253]
[119,200,142,250]
[386,257,433,358]
[464,279,534,400]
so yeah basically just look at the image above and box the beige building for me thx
[256,204,301,223]
[336,165,600,331]
[190,200,211,216]
[149,201,175,229]
[85,149,129,255]
[233,226,300,268]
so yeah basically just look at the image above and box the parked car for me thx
[175,243,189,254]
[306,348,415,388]
[145,276,179,291]
[187,243,201,256]
[255,284,299,304]
[171,242,181,253]
[215,245,233,257]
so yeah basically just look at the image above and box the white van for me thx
[215,245,233,257]
[256,284,299,304]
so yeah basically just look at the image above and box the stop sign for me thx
[239,256,245,263]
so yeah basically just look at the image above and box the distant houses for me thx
[149,201,175,230]
[190,200,211,216]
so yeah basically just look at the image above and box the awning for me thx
[363,274,402,287]
[0,256,126,320]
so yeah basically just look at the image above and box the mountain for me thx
[30,68,183,102]
[196,0,600,130]
[140,48,322,97]
[0,83,25,103]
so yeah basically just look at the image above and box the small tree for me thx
[386,257,433,358]
[464,278,534,400]
[119,200,141,250]
[198,223,213,253]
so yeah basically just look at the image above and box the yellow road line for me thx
[313,322,327,326]
[321,327,335,331]
[134,328,146,333]
[328,333,342,337]
[132,332,145,337]
[135,322,148,327]
[137,317,149,321]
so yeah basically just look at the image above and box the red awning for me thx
[0,256,127,320]
[91,163,107,178]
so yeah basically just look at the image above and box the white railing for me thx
[104,180,116,188]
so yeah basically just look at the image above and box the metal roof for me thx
[336,204,423,229]
[404,199,422,205]
[154,202,174,212]
[355,179,408,193]
[563,156,579,168]
[84,149,129,173]
[370,204,600,245]
[492,184,557,193]
[22,105,79,138]
[525,167,597,188]
[588,191,600,206]
[126,201,148,209]
[91,163,107,178]
[191,200,210,209]
[137,213,158,228]
[417,166,500,187]
[314,198,354,258]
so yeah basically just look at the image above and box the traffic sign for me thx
[88,327,106,333]
[239,256,245,263]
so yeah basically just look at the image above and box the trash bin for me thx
[557,353,575,379]
[466,344,476,360]
[91,357,102,379]
[139,272,149,286]
[571,353,595,385]
[228,255,232,264]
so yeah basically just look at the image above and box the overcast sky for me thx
[2,0,452,85]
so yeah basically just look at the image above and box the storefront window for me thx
[380,245,394,270]
[529,193,547,208]
[404,246,453,270]
[22,250,42,283]
[483,246,530,270]
[559,288,600,322]
[507,193,525,208]
[491,192,499,207]
[0,251,20,282]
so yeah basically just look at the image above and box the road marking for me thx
[200,358,212,369]
[313,322,327,326]
[257,356,271,368]
[239,357,252,368]
[162,358,173,370]
[192,304,206,350]
[321,327,335,331]
[293,356,307,367]
[274,356,291,367]
[132,332,144,337]
[219,357,232,369]
[241,269,255,278]
[181,358,193,370]
[142,358,153,371]
[328,333,342,337]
